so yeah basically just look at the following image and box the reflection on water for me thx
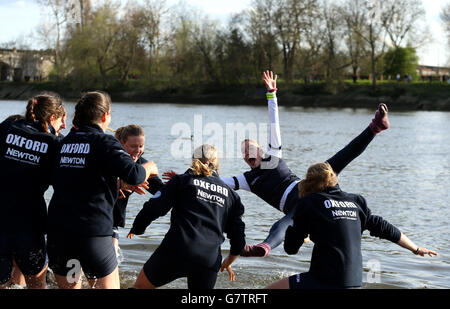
[1,100,449,289]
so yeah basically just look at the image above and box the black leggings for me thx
[143,246,219,289]
[326,126,375,175]
[263,126,375,249]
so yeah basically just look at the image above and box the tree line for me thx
[29,0,431,91]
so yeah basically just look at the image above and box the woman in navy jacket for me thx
[128,144,246,289]
[112,124,162,254]
[47,91,157,289]
[0,93,66,289]
[266,162,437,289]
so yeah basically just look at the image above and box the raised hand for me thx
[263,70,277,92]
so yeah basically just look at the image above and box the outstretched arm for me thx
[263,70,282,159]
[397,233,437,257]
[127,176,180,237]
[361,197,437,258]
[221,175,251,191]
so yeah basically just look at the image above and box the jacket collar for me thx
[48,123,57,135]
[324,184,342,194]
[186,169,220,177]
[71,123,104,134]
[17,119,40,132]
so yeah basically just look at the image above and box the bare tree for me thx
[340,0,369,81]
[114,5,146,84]
[381,0,426,49]
[345,0,393,88]
[441,3,450,46]
[66,0,92,29]
[140,0,168,79]
[320,0,348,82]
[246,0,279,73]
[274,0,319,82]
[37,0,71,80]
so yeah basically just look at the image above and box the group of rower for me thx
[0,71,437,290]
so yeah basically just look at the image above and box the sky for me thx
[0,0,449,66]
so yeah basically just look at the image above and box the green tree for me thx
[214,14,254,86]
[166,12,202,88]
[383,46,419,80]
[65,2,121,89]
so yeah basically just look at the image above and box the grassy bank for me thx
[1,80,450,111]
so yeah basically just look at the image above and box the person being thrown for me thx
[220,70,390,257]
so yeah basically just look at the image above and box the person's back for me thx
[161,171,242,268]
[272,162,437,290]
[0,117,58,234]
[49,124,138,236]
[130,144,246,289]
[46,91,153,289]
[0,94,65,289]
[291,187,372,287]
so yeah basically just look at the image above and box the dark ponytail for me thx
[73,91,111,127]
[25,92,65,133]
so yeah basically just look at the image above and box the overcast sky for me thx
[0,0,449,66]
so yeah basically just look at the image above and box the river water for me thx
[1,99,449,289]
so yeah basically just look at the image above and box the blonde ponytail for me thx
[191,159,214,177]
[190,144,219,176]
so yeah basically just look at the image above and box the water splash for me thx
[117,246,124,265]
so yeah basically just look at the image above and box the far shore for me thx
[1,81,450,111]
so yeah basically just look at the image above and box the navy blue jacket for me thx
[0,118,59,233]
[130,170,246,270]
[285,185,401,288]
[243,156,299,212]
[47,124,147,237]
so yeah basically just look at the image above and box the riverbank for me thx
[1,81,450,111]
